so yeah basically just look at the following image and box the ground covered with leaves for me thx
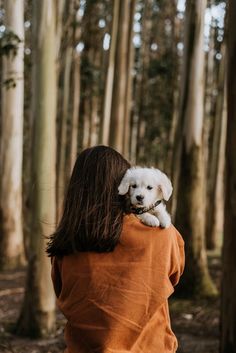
[0,253,220,353]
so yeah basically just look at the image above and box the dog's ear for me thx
[118,170,131,195]
[154,169,173,201]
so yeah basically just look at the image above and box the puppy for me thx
[118,167,172,228]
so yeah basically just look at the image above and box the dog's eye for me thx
[147,186,153,190]
[131,184,137,188]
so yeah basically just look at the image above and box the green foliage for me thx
[0,28,22,57]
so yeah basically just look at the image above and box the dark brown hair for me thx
[46,145,131,256]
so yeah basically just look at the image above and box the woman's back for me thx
[52,214,184,353]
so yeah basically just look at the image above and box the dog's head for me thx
[118,167,172,209]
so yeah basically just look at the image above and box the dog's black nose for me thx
[136,195,144,201]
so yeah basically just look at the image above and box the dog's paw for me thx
[160,217,171,228]
[138,214,160,227]
[147,217,160,227]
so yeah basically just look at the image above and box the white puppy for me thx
[118,167,172,228]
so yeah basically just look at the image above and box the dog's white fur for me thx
[118,167,172,228]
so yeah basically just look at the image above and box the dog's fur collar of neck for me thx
[131,199,163,215]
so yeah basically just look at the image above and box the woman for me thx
[47,145,185,353]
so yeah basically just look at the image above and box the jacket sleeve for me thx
[168,227,185,287]
[51,256,62,298]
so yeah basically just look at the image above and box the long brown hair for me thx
[46,145,131,256]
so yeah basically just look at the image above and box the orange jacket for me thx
[51,213,185,353]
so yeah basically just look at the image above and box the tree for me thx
[80,0,109,150]
[101,0,120,146]
[16,0,57,337]
[108,0,136,156]
[69,0,81,173]
[56,0,74,221]
[221,0,236,350]
[0,0,25,270]
[174,0,217,297]
[206,43,226,250]
[135,0,153,163]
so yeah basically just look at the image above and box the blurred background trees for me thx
[0,0,234,352]
[0,0,25,270]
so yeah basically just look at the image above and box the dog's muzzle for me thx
[131,199,163,215]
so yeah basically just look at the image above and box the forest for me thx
[0,0,235,352]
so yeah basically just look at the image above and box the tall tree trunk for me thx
[69,51,80,173]
[206,43,226,249]
[0,0,25,270]
[16,0,57,337]
[68,0,80,173]
[123,0,136,159]
[101,0,120,146]
[213,78,226,248]
[221,0,236,350]
[135,0,152,163]
[164,0,179,176]
[88,49,100,147]
[174,0,216,297]
[57,45,73,221]
[109,0,135,154]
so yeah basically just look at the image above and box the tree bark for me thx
[221,0,236,350]
[206,43,226,250]
[174,0,217,297]
[69,51,80,173]
[81,0,104,149]
[0,0,25,270]
[16,0,57,337]
[101,0,120,146]
[123,0,136,159]
[135,0,152,163]
[164,1,179,177]
[109,0,135,155]
[57,45,73,221]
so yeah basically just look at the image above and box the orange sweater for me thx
[51,214,185,353]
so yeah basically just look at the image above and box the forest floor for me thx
[0,251,221,353]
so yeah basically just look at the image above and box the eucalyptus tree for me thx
[108,0,136,156]
[174,0,217,297]
[0,0,25,270]
[221,0,236,350]
[17,0,58,336]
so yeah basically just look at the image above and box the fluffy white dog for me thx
[118,167,172,228]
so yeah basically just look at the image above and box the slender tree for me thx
[135,0,152,163]
[16,0,57,337]
[221,0,236,350]
[174,0,217,297]
[69,0,81,173]
[101,0,120,146]
[123,0,136,159]
[109,0,136,155]
[206,43,226,249]
[164,0,180,176]
[0,0,25,270]
[57,26,73,221]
